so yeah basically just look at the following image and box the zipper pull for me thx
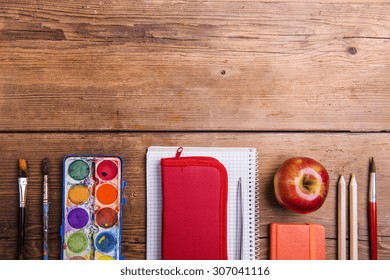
[175,147,183,159]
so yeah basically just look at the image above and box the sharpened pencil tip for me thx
[350,173,357,187]
[18,159,28,178]
[42,158,49,175]
[370,157,376,173]
[338,175,346,187]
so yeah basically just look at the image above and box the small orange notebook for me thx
[270,223,325,260]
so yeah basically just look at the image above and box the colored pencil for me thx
[369,157,378,260]
[338,175,346,260]
[349,173,358,260]
[18,159,28,260]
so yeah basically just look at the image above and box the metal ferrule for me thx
[18,177,28,207]
[369,173,376,202]
[43,175,48,204]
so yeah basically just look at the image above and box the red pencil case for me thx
[161,147,228,260]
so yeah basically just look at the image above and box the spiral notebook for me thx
[146,146,259,260]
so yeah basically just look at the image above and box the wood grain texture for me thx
[1,0,389,263]
[1,1,389,131]
[0,132,389,260]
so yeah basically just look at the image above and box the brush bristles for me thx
[42,158,49,175]
[370,157,376,173]
[18,159,28,178]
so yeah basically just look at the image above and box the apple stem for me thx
[303,177,313,191]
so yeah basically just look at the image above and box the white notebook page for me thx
[146,146,258,260]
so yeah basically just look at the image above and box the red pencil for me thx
[369,157,378,260]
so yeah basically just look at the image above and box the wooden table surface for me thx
[1,0,389,260]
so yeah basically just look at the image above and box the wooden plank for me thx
[0,132,389,260]
[1,2,389,131]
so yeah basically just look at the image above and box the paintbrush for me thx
[18,159,28,260]
[42,158,49,260]
[369,157,377,260]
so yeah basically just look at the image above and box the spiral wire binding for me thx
[248,148,260,259]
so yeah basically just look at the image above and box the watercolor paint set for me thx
[60,155,126,260]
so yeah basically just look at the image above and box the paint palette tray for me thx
[61,155,125,260]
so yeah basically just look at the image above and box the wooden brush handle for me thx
[43,204,49,260]
[369,202,378,260]
[18,207,25,260]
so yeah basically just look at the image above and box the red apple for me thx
[274,157,329,214]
